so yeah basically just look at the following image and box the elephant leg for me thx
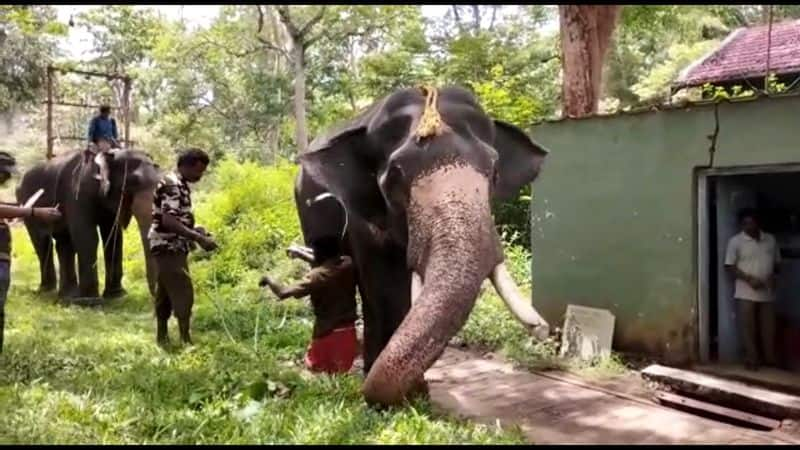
[349,225,412,376]
[99,218,125,299]
[69,216,101,299]
[26,225,57,292]
[54,235,79,298]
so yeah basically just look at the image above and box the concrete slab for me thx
[642,364,800,419]
[427,349,800,444]
[695,364,800,396]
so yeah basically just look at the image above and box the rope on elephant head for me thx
[414,85,448,143]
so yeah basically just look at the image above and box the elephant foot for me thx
[103,287,127,299]
[157,319,170,347]
[407,378,430,399]
[178,318,193,346]
[38,284,57,295]
[58,286,81,299]
[62,296,104,308]
[364,378,429,411]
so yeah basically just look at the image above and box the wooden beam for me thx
[49,136,137,148]
[48,65,131,81]
[123,77,131,146]
[655,391,781,430]
[43,101,121,110]
[46,67,54,159]
[642,364,800,419]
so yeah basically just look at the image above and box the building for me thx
[673,19,800,94]
[529,93,800,370]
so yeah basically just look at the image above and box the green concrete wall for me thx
[529,95,800,363]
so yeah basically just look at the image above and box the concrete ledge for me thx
[642,364,800,419]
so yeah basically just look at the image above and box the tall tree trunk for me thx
[559,5,622,118]
[291,43,308,154]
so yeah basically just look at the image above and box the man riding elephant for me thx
[17,148,161,301]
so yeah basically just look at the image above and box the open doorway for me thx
[697,165,800,390]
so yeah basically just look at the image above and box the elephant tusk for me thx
[490,262,550,341]
[411,271,423,304]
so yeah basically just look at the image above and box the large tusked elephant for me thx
[295,86,550,406]
[17,149,160,300]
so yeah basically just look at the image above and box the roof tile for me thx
[675,19,800,88]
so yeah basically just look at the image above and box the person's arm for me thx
[87,117,97,143]
[769,238,782,290]
[156,185,216,250]
[111,118,119,144]
[161,213,209,243]
[260,276,314,300]
[724,237,763,289]
[0,204,61,221]
[287,245,314,264]
[260,266,332,300]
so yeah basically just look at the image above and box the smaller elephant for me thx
[17,148,160,300]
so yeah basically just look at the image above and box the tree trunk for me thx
[559,5,622,118]
[291,43,308,154]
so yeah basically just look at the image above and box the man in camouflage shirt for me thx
[148,148,218,347]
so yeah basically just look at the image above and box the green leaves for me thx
[0,5,64,111]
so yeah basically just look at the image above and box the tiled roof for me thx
[674,19,800,88]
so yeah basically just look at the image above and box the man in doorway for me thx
[148,148,218,347]
[725,208,781,370]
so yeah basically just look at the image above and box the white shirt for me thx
[725,231,781,302]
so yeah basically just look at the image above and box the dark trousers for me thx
[737,299,776,366]
[154,251,194,342]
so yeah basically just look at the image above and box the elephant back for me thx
[16,150,87,208]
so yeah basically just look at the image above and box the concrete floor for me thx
[425,349,800,444]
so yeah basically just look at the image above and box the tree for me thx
[254,5,325,155]
[0,5,66,112]
[255,5,422,154]
[76,6,167,116]
[558,5,622,118]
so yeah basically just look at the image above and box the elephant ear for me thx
[492,120,549,201]
[298,126,387,224]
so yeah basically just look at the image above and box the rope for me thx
[414,85,447,143]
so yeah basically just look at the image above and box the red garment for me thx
[304,323,358,374]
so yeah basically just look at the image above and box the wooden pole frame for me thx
[44,65,134,159]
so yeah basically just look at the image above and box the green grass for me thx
[0,158,628,444]
[0,161,525,444]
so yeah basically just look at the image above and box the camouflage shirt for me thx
[148,171,196,255]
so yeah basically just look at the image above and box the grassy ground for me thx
[0,225,525,444]
[0,160,627,444]
[0,161,528,444]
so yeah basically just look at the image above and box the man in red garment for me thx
[259,237,359,374]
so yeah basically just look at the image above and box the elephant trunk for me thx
[131,188,156,297]
[362,163,500,406]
